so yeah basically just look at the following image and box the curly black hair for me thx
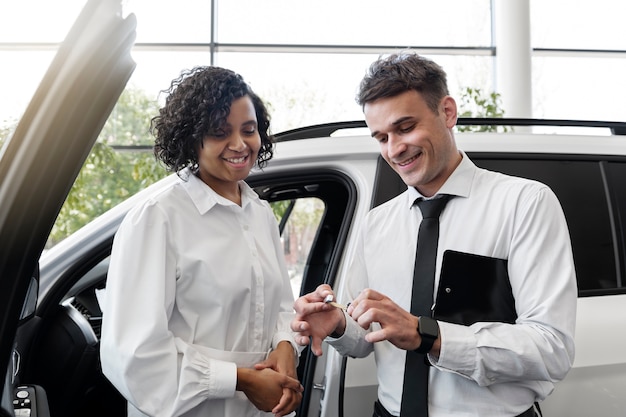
[151,66,274,173]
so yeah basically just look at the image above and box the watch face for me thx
[419,317,439,338]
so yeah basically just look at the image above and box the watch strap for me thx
[415,316,438,354]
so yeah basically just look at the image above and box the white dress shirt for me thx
[328,152,577,416]
[100,168,296,417]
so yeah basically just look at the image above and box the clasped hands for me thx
[291,284,424,356]
[238,341,302,416]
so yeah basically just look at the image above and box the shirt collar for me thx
[407,150,476,208]
[180,167,259,214]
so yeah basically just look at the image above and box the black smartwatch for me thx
[415,316,439,354]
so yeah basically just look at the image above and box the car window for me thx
[270,197,325,299]
[605,161,626,288]
[373,154,626,295]
[473,158,620,294]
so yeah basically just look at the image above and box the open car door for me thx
[0,0,136,415]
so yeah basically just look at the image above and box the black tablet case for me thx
[433,250,517,325]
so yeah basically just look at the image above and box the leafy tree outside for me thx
[47,87,168,248]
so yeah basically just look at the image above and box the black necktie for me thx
[400,195,452,417]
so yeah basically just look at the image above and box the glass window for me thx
[474,158,617,293]
[125,50,214,104]
[532,56,626,121]
[607,162,626,288]
[0,50,56,130]
[217,52,372,131]
[122,0,212,43]
[218,52,496,132]
[426,55,496,106]
[0,0,86,42]
[271,198,325,299]
[0,1,496,138]
[46,86,169,249]
[217,0,491,47]
[531,0,626,50]
[45,50,214,248]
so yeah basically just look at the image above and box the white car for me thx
[10,118,626,417]
[2,1,626,416]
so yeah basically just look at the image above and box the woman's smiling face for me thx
[196,95,261,201]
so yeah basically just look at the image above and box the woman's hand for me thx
[237,360,302,416]
[252,341,302,415]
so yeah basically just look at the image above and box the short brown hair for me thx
[356,52,449,114]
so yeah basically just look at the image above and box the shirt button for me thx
[243,225,249,231]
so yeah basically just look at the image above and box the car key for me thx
[13,385,36,417]
[324,294,348,311]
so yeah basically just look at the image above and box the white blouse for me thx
[100,169,296,417]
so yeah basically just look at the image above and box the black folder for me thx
[433,250,517,326]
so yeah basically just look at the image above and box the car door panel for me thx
[0,0,136,414]
[541,294,626,415]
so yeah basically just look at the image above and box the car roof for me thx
[272,125,626,160]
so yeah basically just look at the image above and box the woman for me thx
[100,66,302,417]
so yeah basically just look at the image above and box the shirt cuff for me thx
[429,321,475,378]
[207,359,237,399]
[325,311,364,355]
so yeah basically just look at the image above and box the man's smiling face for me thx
[365,89,461,197]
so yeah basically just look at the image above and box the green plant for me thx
[456,87,510,132]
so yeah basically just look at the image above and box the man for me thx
[291,53,576,417]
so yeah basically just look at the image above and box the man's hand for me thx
[253,341,302,415]
[291,284,346,356]
[347,288,423,351]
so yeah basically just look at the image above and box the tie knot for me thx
[416,195,452,219]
